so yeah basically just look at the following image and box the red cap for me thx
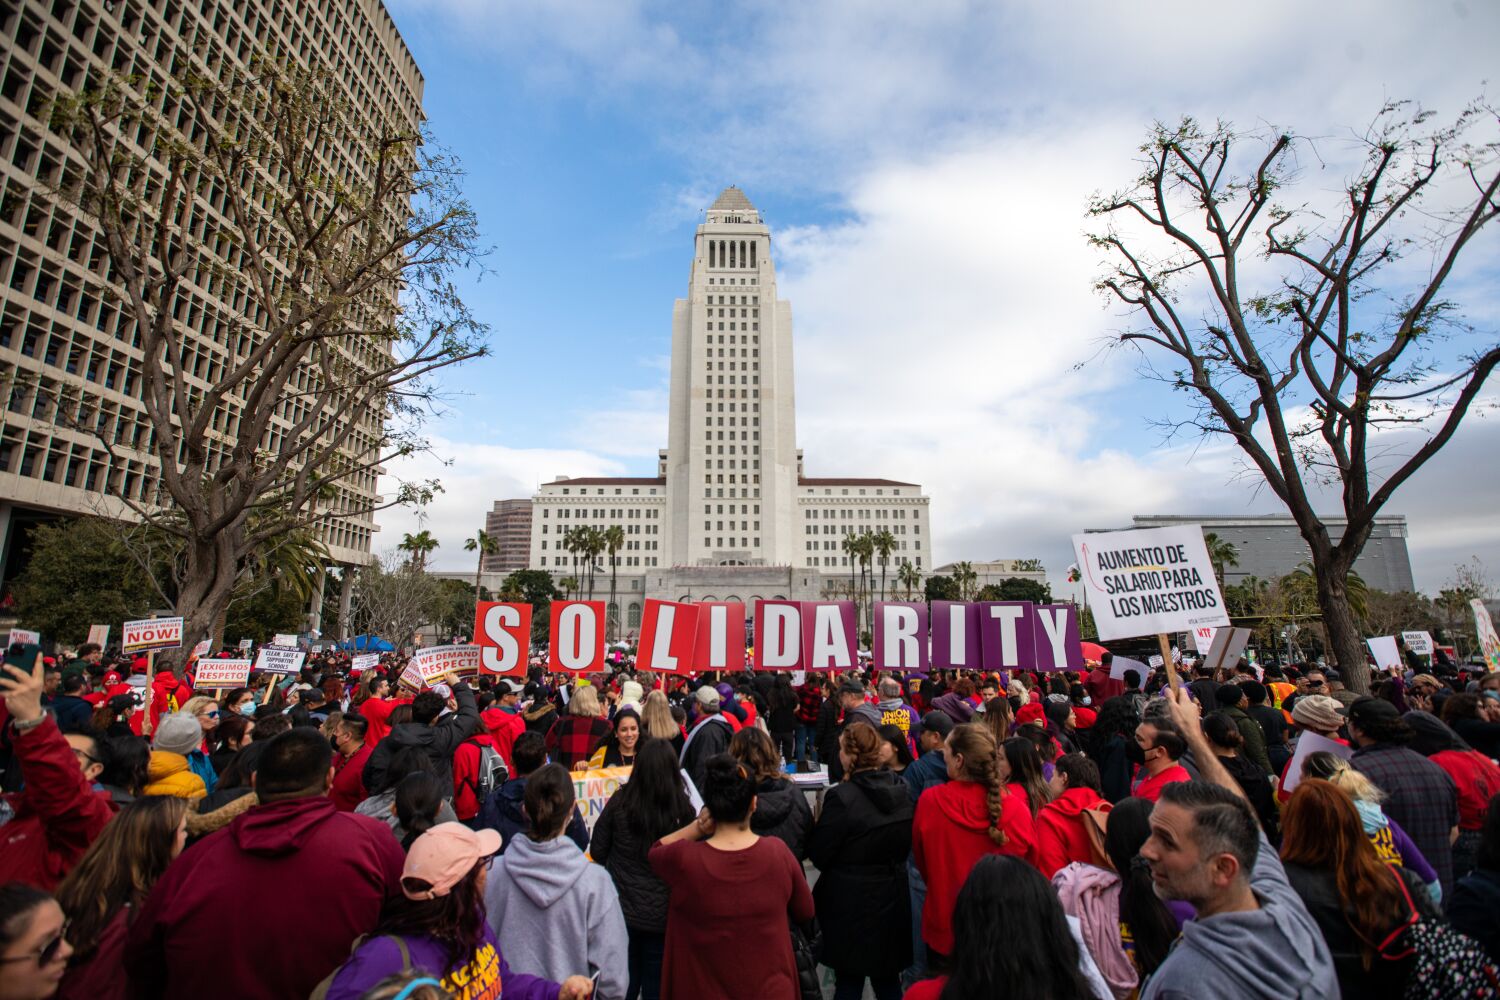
[1016,703,1046,727]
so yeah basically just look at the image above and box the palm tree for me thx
[579,526,605,601]
[558,576,580,601]
[841,531,859,608]
[897,561,922,600]
[464,529,499,600]
[603,524,625,640]
[851,531,875,635]
[871,528,896,604]
[1202,531,1240,588]
[1067,564,1086,612]
[953,561,978,601]
[398,530,439,572]
[562,527,580,595]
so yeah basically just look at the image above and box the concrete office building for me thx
[0,0,422,624]
[482,498,532,577]
[525,188,932,631]
[1124,514,1417,593]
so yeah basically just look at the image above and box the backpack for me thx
[470,740,508,802]
[1377,867,1500,1000]
[308,934,411,1000]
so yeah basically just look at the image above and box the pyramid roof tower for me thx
[709,186,756,212]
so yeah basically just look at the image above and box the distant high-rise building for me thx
[524,188,932,633]
[0,0,422,597]
[483,499,532,576]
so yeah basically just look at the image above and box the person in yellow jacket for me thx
[144,713,208,800]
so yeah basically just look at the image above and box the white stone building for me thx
[524,188,931,632]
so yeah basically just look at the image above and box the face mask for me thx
[1124,740,1147,765]
[1081,696,1092,706]
[329,734,341,752]
[237,702,257,718]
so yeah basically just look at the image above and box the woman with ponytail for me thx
[911,723,1035,963]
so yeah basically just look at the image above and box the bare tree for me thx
[40,57,487,669]
[348,552,446,653]
[1090,103,1499,693]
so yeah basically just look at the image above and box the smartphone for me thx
[2,643,42,673]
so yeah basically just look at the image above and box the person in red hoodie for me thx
[911,721,1035,962]
[0,651,117,890]
[451,726,503,823]
[482,679,527,773]
[148,667,193,734]
[1084,653,1125,706]
[1034,753,1111,878]
[328,713,372,812]
[125,727,406,1000]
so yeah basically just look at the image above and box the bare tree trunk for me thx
[1305,535,1370,696]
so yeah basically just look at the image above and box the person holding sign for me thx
[362,680,480,795]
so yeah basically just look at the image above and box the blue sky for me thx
[377,0,1500,595]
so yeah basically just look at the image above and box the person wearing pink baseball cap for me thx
[322,822,596,1000]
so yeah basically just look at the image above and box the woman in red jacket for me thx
[1034,753,1109,878]
[911,722,1034,963]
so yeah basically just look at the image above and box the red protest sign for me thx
[637,600,699,673]
[474,602,531,676]
[691,602,747,671]
[548,601,606,672]
[752,600,802,670]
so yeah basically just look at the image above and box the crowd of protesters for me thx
[2,633,1499,999]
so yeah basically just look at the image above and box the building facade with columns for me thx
[523,188,932,633]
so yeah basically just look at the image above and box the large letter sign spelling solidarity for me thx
[801,602,857,670]
[753,600,803,669]
[549,601,606,672]
[637,600,700,673]
[873,602,928,671]
[1071,525,1230,642]
[474,602,532,676]
[691,603,747,671]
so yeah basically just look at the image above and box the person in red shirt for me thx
[1406,709,1500,876]
[451,729,502,822]
[149,669,193,733]
[1034,753,1110,878]
[1131,717,1190,803]
[482,679,528,773]
[911,722,1035,961]
[354,674,405,748]
[1085,654,1125,705]
[328,714,372,812]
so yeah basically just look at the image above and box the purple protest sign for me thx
[931,601,981,670]
[1032,603,1084,671]
[977,602,1036,670]
[800,601,858,670]
[873,602,929,670]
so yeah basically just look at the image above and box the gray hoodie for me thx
[1142,832,1337,1000]
[484,833,629,1000]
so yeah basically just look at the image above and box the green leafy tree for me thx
[11,519,158,643]
[924,574,961,603]
[499,569,561,646]
[997,577,1052,603]
[1091,107,1500,693]
[223,585,306,647]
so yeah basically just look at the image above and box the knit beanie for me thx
[154,712,203,755]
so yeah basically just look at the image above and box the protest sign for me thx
[691,602,746,671]
[1283,732,1354,794]
[1110,655,1149,682]
[399,661,424,690]
[87,624,110,647]
[1186,625,1217,653]
[273,633,298,647]
[978,602,1034,671]
[195,659,251,689]
[1471,599,1500,672]
[1366,636,1401,673]
[1071,526,1230,641]
[873,602,929,671]
[1201,627,1252,674]
[637,600,700,673]
[238,638,254,651]
[572,766,632,835]
[1400,631,1434,656]
[411,644,480,683]
[191,639,212,659]
[548,602,606,672]
[474,602,532,676]
[122,617,184,653]
[931,601,981,670]
[1032,604,1085,671]
[6,628,39,646]
[253,645,306,675]
[753,600,803,670]
[801,602,857,670]
[351,653,380,673]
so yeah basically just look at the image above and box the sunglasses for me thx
[1306,680,1325,687]
[0,922,68,967]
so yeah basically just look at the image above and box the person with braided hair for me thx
[910,722,1035,963]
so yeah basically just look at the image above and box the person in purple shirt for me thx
[324,823,596,1000]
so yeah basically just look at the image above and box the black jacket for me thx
[1448,868,1500,964]
[680,715,732,792]
[1091,733,1134,804]
[590,792,694,933]
[50,695,94,734]
[476,775,589,854]
[806,769,913,975]
[1218,752,1279,842]
[750,775,812,861]
[362,682,481,793]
